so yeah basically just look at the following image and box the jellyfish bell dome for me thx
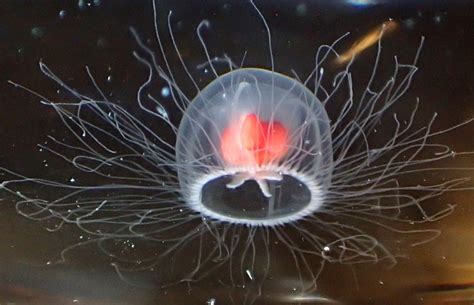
[176,68,333,226]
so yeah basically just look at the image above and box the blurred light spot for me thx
[433,13,446,25]
[96,37,108,49]
[295,3,307,17]
[336,19,398,65]
[346,0,378,7]
[78,0,101,10]
[31,26,45,39]
[402,18,416,30]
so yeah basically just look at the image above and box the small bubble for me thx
[207,299,216,305]
[433,13,444,24]
[106,75,113,82]
[59,10,67,19]
[97,37,108,49]
[17,47,25,56]
[161,86,170,97]
[78,0,86,10]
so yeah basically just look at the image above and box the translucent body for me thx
[176,68,333,225]
[1,0,472,300]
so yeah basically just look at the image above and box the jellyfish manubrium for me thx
[1,0,473,297]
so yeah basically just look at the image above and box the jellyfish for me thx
[1,0,473,301]
[176,67,332,226]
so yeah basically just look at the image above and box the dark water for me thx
[1,1,473,304]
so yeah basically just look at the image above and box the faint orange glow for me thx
[336,19,398,65]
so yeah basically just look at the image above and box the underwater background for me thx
[0,0,473,304]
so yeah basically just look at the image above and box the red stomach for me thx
[221,113,289,166]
